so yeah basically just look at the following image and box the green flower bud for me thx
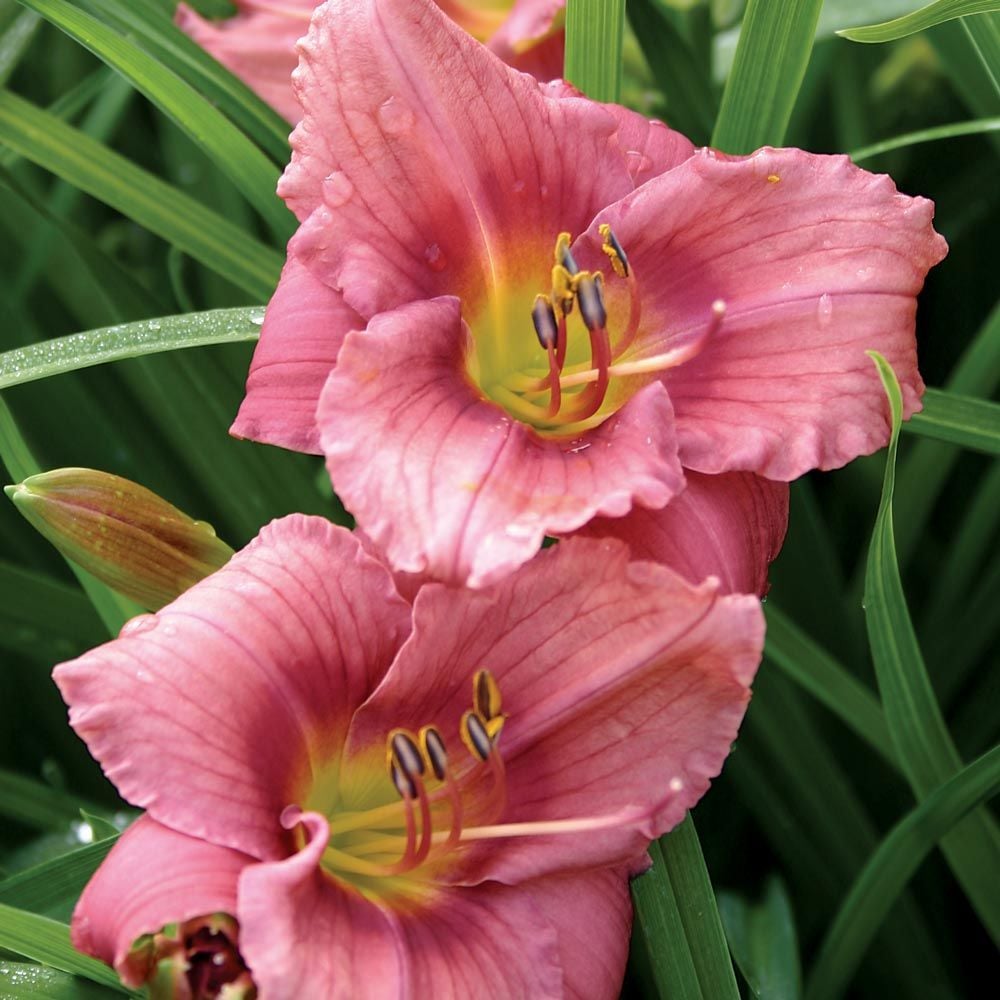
[5,468,234,610]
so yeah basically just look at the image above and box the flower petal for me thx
[240,810,564,999]
[348,536,764,881]
[575,471,789,595]
[231,254,363,453]
[71,815,250,987]
[280,0,636,317]
[318,297,684,587]
[525,867,632,1000]
[54,516,412,861]
[488,0,565,80]
[577,147,948,479]
[237,811,404,999]
[176,2,313,123]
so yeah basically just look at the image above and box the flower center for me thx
[468,229,725,436]
[302,669,633,906]
[433,0,511,41]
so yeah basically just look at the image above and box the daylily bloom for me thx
[231,0,944,590]
[57,515,763,997]
[176,0,564,123]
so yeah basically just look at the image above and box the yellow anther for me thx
[473,669,503,722]
[460,710,493,762]
[485,715,507,744]
[419,725,448,782]
[554,231,575,269]
[551,264,576,317]
[767,174,780,183]
[599,223,629,278]
[386,729,424,780]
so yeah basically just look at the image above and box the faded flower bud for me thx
[5,468,233,610]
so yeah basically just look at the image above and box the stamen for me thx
[551,264,576,318]
[419,725,448,782]
[390,760,416,801]
[599,224,630,278]
[531,296,558,351]
[576,273,607,332]
[461,710,494,762]
[473,669,503,722]
[554,232,580,276]
[388,731,425,780]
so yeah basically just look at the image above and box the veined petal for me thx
[348,536,764,881]
[525,867,632,1000]
[176,1,314,124]
[231,254,364,453]
[54,516,411,861]
[318,297,684,588]
[280,0,636,317]
[575,471,789,596]
[71,815,250,987]
[577,147,948,479]
[488,0,565,80]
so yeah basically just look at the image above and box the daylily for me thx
[231,0,945,589]
[176,0,564,123]
[57,515,763,997]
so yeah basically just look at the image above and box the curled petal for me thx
[575,471,789,596]
[71,815,250,988]
[348,536,764,881]
[231,254,364,453]
[577,147,948,479]
[318,297,684,587]
[54,517,411,861]
[280,0,635,316]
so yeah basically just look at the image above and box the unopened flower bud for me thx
[4,468,233,610]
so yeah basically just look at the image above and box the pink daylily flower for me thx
[231,0,944,590]
[57,515,763,997]
[176,0,563,123]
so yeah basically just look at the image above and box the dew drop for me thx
[856,266,874,281]
[323,171,354,208]
[119,613,158,637]
[817,293,833,327]
[512,178,526,194]
[625,150,653,176]
[424,243,447,272]
[249,310,266,326]
[377,96,415,135]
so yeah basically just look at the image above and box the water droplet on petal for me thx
[323,171,354,208]
[856,266,874,281]
[249,310,266,326]
[119,613,158,638]
[625,150,653,176]
[512,179,526,194]
[424,243,447,272]
[817,293,833,327]
[377,96,415,135]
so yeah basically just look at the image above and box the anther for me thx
[554,232,580,276]
[389,731,425,779]
[531,296,558,351]
[473,669,502,722]
[551,264,576,317]
[599,224,630,278]
[576,273,607,332]
[461,710,494,762]
[419,726,448,782]
[390,760,416,800]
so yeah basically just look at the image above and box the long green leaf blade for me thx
[0,89,282,299]
[565,0,625,102]
[864,351,1000,941]
[16,0,293,238]
[903,386,1000,454]
[712,0,825,152]
[838,0,1000,42]
[807,745,1000,999]
[0,307,264,391]
[0,962,122,999]
[850,116,1000,160]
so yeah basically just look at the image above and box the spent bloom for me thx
[176,0,564,122]
[232,0,945,589]
[57,515,763,997]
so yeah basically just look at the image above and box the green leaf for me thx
[711,0,825,152]
[719,878,801,1000]
[0,768,102,832]
[864,351,1000,941]
[0,307,263,392]
[903,387,1000,454]
[0,89,282,299]
[626,0,717,144]
[838,0,1000,42]
[631,814,740,1000]
[0,903,132,993]
[807,745,1000,1000]
[565,0,625,102]
[849,116,1000,160]
[0,961,123,999]
[763,604,895,766]
[0,9,41,87]
[17,0,294,240]
[962,12,1000,96]
[0,836,117,916]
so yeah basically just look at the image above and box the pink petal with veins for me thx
[318,297,684,587]
[54,517,410,861]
